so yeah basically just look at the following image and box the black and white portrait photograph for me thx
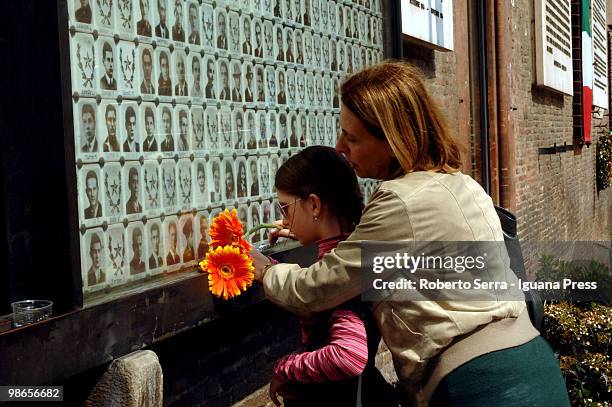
[204,56,216,99]
[187,1,201,45]
[205,106,219,150]
[352,8,359,40]
[236,157,248,199]
[343,6,352,38]
[336,2,344,36]
[189,54,203,98]
[177,158,193,208]
[243,63,255,103]
[255,64,265,103]
[195,211,210,260]
[76,101,99,156]
[141,104,158,152]
[82,229,106,289]
[284,27,295,63]
[241,15,253,56]
[257,110,267,148]
[124,163,143,215]
[121,103,140,153]
[239,0,252,12]
[95,0,115,33]
[293,0,302,24]
[274,24,284,62]
[106,223,127,285]
[252,0,262,14]
[161,159,177,209]
[175,107,190,151]
[100,102,120,154]
[265,65,276,105]
[248,202,262,243]
[217,59,231,100]
[201,3,214,48]
[237,204,249,233]
[102,162,123,220]
[269,154,280,183]
[194,159,208,205]
[172,51,189,97]
[276,67,287,105]
[298,111,307,146]
[158,104,175,152]
[336,39,345,72]
[346,42,354,73]
[261,200,272,229]
[81,165,104,222]
[170,0,186,42]
[247,157,260,197]
[230,11,243,53]
[163,216,180,267]
[73,0,93,25]
[244,110,257,149]
[253,18,263,58]
[127,222,146,277]
[98,39,117,92]
[146,219,164,272]
[140,46,156,95]
[233,110,245,150]
[179,214,195,264]
[191,107,205,151]
[263,0,274,17]
[222,158,236,201]
[70,33,96,96]
[136,0,153,37]
[267,110,278,147]
[214,9,228,50]
[286,69,296,106]
[219,106,233,151]
[156,47,173,97]
[154,0,170,40]
[278,111,288,148]
[230,60,243,102]
[116,0,134,37]
[143,160,161,213]
[288,111,299,147]
[295,29,304,65]
[263,20,274,60]
[209,158,222,202]
[303,0,311,27]
[259,156,270,194]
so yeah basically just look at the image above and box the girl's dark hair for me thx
[275,146,363,234]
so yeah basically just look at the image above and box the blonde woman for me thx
[253,61,569,406]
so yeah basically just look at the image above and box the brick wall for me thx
[510,0,611,274]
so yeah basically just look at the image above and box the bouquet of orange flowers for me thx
[199,209,277,300]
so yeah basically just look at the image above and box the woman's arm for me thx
[254,188,412,316]
[273,309,368,384]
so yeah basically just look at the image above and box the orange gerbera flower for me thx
[209,209,252,253]
[200,246,254,300]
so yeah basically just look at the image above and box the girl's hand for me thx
[269,378,297,406]
[268,220,296,244]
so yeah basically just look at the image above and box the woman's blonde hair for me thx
[341,60,463,174]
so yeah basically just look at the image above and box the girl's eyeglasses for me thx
[275,198,301,219]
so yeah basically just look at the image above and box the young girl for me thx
[267,146,397,407]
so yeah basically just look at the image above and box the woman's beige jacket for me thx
[262,171,539,406]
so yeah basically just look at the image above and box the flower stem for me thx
[244,223,283,238]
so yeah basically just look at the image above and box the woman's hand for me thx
[250,248,273,283]
[268,220,296,244]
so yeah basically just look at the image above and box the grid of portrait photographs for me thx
[68,0,384,297]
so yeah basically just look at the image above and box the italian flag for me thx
[582,0,593,143]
